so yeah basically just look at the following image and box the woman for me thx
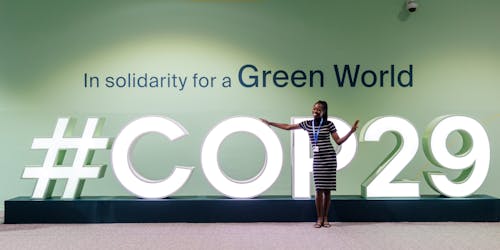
[261,100,358,228]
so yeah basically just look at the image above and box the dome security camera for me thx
[406,0,418,12]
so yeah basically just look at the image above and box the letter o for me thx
[201,117,283,198]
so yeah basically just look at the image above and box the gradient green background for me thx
[1,0,499,210]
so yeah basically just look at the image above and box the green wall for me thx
[1,0,499,209]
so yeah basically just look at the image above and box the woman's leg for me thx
[315,190,324,227]
[323,190,331,227]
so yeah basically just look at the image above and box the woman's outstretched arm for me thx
[260,118,300,130]
[331,120,359,145]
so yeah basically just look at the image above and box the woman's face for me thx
[312,103,324,119]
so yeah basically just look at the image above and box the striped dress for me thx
[299,119,337,191]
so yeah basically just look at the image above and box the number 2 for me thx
[360,116,420,197]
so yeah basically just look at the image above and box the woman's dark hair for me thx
[315,100,328,121]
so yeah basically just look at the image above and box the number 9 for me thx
[423,116,490,197]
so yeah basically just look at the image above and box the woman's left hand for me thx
[351,120,359,133]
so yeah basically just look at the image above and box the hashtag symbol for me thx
[22,118,110,199]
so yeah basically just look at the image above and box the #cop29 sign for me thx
[21,114,490,200]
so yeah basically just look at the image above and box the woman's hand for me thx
[351,120,359,133]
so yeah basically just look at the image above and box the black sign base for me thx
[4,195,499,223]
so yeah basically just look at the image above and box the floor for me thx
[1,212,499,250]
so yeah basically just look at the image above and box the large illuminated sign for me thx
[22,115,490,199]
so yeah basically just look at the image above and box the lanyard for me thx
[312,118,323,145]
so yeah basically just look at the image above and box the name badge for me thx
[312,145,319,153]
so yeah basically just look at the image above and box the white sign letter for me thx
[111,116,193,198]
[201,117,283,198]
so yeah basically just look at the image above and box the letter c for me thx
[111,116,193,198]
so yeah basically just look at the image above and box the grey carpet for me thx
[1,212,499,250]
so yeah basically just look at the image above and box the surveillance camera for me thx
[406,0,418,13]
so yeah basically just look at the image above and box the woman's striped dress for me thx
[299,119,337,191]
